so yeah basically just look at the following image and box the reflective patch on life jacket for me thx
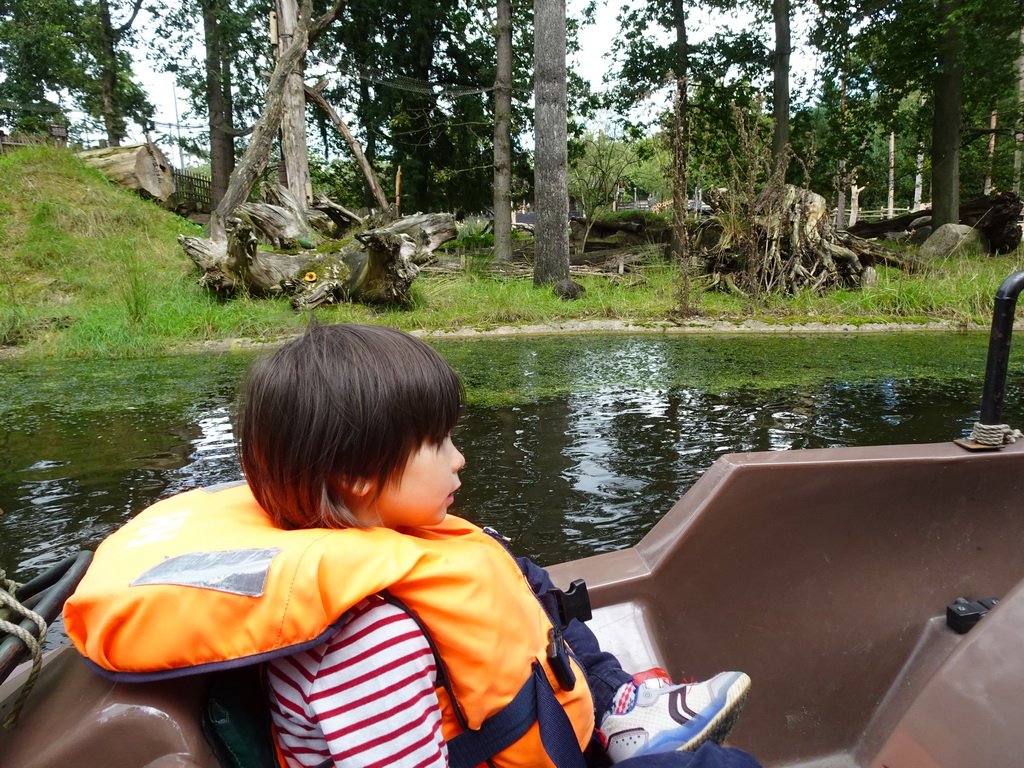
[130,548,283,596]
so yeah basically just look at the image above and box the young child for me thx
[65,323,758,768]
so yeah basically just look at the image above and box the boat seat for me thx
[869,572,1024,768]
[0,644,221,768]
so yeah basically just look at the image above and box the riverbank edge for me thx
[179,318,1007,354]
[1,318,1013,359]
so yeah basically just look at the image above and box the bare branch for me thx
[115,0,145,36]
[308,0,346,47]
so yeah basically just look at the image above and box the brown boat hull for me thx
[4,440,1024,767]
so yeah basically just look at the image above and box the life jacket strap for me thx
[446,663,587,768]
[380,592,587,768]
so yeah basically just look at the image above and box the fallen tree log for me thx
[847,192,1022,253]
[78,143,175,203]
[179,211,456,308]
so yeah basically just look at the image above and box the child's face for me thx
[364,435,465,529]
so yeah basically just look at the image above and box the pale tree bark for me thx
[533,0,569,285]
[304,83,388,210]
[275,0,312,208]
[208,0,345,242]
[182,208,456,307]
[849,181,867,225]
[772,0,791,173]
[931,0,964,229]
[985,109,998,195]
[492,0,513,266]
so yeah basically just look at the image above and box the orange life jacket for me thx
[64,483,595,768]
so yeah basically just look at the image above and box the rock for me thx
[909,215,933,231]
[553,279,586,300]
[918,224,988,260]
[910,226,932,245]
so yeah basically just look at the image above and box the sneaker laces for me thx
[608,668,675,717]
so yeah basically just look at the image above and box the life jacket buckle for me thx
[546,628,577,691]
[549,579,592,630]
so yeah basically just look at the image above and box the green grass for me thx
[697,255,1024,325]
[1,144,1022,358]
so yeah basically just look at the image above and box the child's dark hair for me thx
[238,323,464,529]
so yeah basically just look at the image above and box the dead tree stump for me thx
[179,208,456,309]
[702,186,918,295]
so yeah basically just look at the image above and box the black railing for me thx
[979,271,1024,425]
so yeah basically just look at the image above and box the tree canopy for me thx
[1,0,1022,228]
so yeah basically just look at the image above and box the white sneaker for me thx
[600,671,751,763]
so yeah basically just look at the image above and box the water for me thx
[1,332,1020,580]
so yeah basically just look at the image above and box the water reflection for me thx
[0,333,1020,579]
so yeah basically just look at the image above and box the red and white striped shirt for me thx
[267,595,448,768]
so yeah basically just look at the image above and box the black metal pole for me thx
[979,271,1024,425]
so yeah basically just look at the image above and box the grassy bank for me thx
[2,145,1022,358]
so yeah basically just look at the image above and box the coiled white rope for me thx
[969,422,1024,447]
[0,568,47,728]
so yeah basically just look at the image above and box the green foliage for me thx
[309,156,366,211]
[308,0,543,213]
[798,0,1024,211]
[438,218,495,252]
[1,145,1021,358]
[152,0,271,159]
[568,131,640,218]
[0,0,153,142]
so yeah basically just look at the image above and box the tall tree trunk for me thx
[203,0,235,208]
[914,150,925,209]
[835,73,848,229]
[210,8,310,241]
[671,0,693,313]
[914,94,926,209]
[206,0,344,241]
[276,0,312,208]
[771,0,790,173]
[887,130,896,217]
[407,18,439,214]
[931,0,964,229]
[492,0,513,267]
[533,0,569,285]
[1015,30,1024,195]
[98,0,126,146]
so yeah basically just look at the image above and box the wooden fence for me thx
[614,199,653,211]
[172,168,212,211]
[0,134,67,154]
[849,207,912,223]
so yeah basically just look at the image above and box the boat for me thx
[4,273,1024,768]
